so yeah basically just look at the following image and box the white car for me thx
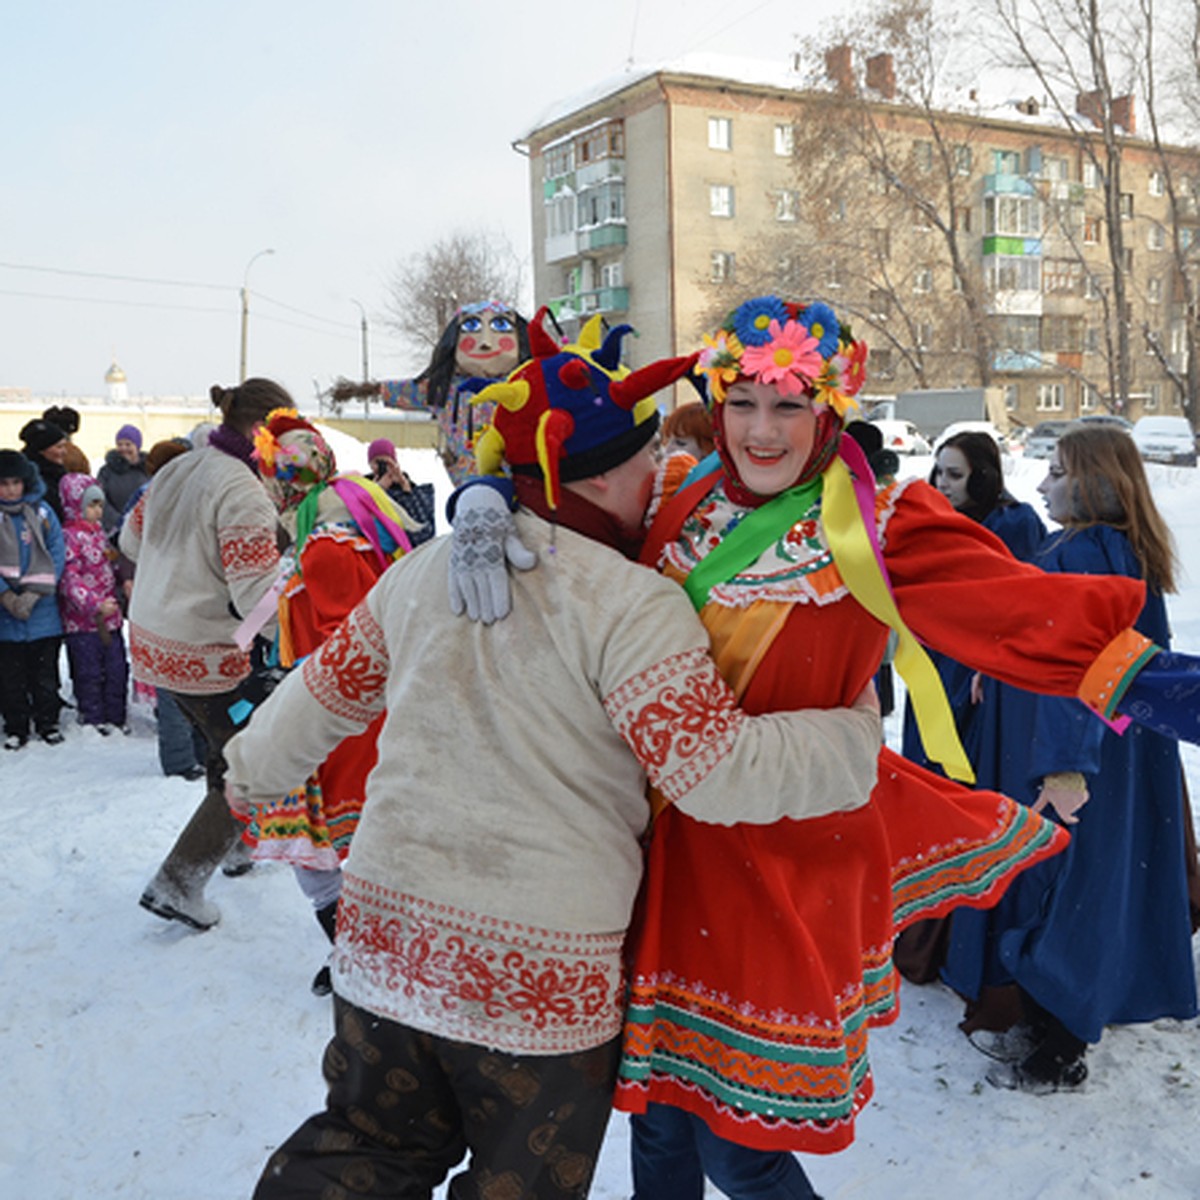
[932,421,1008,455]
[870,419,931,455]
[1131,415,1198,467]
[1024,420,1072,460]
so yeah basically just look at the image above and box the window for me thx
[994,149,1021,174]
[1083,215,1102,244]
[1083,160,1100,189]
[544,142,574,180]
[1148,223,1166,251]
[1081,384,1099,411]
[954,144,973,176]
[577,183,624,226]
[1043,155,1069,181]
[1146,382,1161,410]
[953,205,973,232]
[870,227,891,259]
[913,265,934,293]
[710,251,736,283]
[600,260,623,288]
[917,321,934,349]
[985,194,1041,235]
[709,184,735,218]
[872,348,894,378]
[869,289,892,320]
[1042,315,1083,353]
[1085,273,1103,300]
[1148,276,1163,303]
[827,197,847,222]
[1003,383,1019,411]
[774,123,794,157]
[1119,192,1133,219]
[826,259,844,290]
[1037,383,1065,411]
[913,140,933,173]
[1044,259,1083,295]
[708,117,732,151]
[1122,247,1134,272]
[987,255,1042,292]
[1085,326,1101,354]
[1149,170,1165,197]
[997,315,1040,353]
[775,190,800,222]
[1182,228,1197,251]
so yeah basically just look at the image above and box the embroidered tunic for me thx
[614,471,1144,1153]
[224,514,882,1056]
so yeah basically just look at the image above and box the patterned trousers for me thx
[255,996,620,1199]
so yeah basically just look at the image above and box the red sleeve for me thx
[883,481,1145,695]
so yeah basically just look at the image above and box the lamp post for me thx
[239,247,275,382]
[351,298,370,419]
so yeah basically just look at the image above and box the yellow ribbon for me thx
[821,455,976,784]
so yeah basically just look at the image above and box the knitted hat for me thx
[116,424,143,449]
[19,418,68,456]
[472,309,697,509]
[367,437,396,464]
[0,449,38,489]
[81,484,105,510]
[253,409,337,514]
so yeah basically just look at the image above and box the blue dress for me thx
[901,500,1045,771]
[942,524,1198,1043]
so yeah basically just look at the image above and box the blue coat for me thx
[943,524,1197,1042]
[0,473,65,643]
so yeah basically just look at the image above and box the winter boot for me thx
[139,870,221,932]
[220,839,255,878]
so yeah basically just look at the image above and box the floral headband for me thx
[696,295,868,417]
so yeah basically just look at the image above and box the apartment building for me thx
[517,55,1200,425]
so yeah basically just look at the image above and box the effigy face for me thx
[454,309,521,379]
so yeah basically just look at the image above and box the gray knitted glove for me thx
[0,590,39,620]
[448,485,537,624]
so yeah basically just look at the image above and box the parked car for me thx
[1076,413,1134,434]
[1024,420,1073,459]
[1131,415,1198,466]
[870,418,932,455]
[932,421,1008,454]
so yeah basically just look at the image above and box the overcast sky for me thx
[1,0,836,403]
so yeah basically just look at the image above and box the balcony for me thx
[544,222,627,264]
[993,349,1047,372]
[983,173,1037,197]
[546,287,630,322]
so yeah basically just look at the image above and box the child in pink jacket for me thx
[58,473,128,732]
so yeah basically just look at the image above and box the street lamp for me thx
[351,298,370,419]
[239,247,275,382]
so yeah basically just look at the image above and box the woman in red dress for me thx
[617,295,1147,1199]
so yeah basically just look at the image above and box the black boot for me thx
[311,901,339,996]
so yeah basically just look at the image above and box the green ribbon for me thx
[682,477,823,611]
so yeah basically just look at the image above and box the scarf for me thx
[0,496,57,594]
[513,474,645,560]
[208,423,258,471]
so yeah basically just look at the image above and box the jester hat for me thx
[472,308,698,509]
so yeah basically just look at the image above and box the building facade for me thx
[518,58,1200,427]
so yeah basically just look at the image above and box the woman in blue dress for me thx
[942,424,1197,1091]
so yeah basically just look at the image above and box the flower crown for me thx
[696,295,868,417]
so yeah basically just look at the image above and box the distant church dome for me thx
[105,360,127,385]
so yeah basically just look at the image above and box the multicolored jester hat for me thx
[470,309,697,509]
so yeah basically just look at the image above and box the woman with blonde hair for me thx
[943,423,1196,1092]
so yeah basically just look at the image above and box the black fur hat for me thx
[19,418,68,456]
[0,448,39,489]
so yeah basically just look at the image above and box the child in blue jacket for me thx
[0,448,66,749]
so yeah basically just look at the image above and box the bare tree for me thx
[383,230,524,359]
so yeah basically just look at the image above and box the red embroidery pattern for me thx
[302,601,388,723]
[334,876,625,1055]
[604,648,746,802]
[218,524,279,580]
[128,623,249,692]
[129,495,145,539]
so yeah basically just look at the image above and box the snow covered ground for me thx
[2,449,1199,1199]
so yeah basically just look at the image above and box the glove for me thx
[0,590,39,620]
[448,482,537,624]
[1032,771,1090,825]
